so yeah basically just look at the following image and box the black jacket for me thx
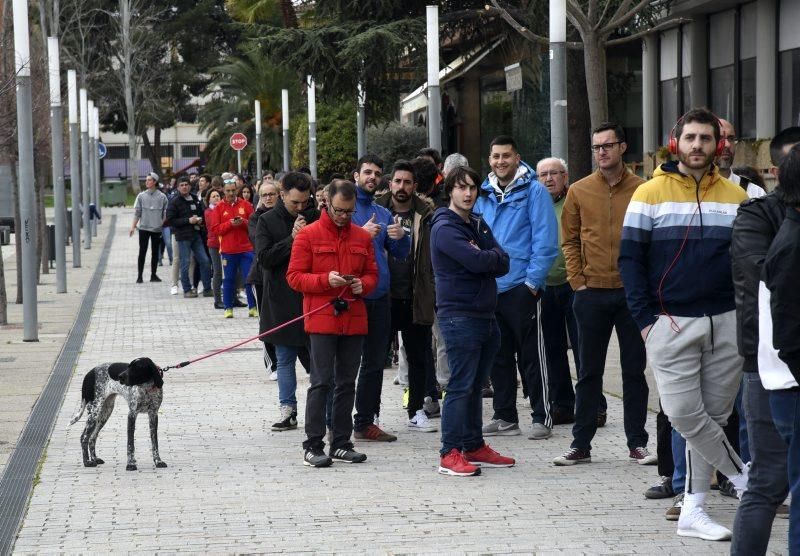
[731,193,786,372]
[255,200,319,346]
[247,206,272,285]
[165,194,205,241]
[375,192,436,325]
[763,207,800,385]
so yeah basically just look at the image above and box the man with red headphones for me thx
[619,108,748,542]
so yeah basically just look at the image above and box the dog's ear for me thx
[149,360,164,389]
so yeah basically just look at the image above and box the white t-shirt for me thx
[728,171,767,199]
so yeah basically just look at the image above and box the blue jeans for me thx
[161,227,173,264]
[672,429,686,494]
[221,251,255,309]
[353,295,391,431]
[178,235,211,293]
[731,374,789,555]
[275,344,307,408]
[769,388,800,555]
[438,316,501,456]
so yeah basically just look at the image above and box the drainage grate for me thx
[0,216,117,555]
[0,357,15,363]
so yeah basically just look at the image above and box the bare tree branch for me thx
[606,0,635,30]
[566,0,592,33]
[486,0,548,45]
[605,16,690,45]
[595,0,613,31]
[587,0,598,27]
[601,0,653,35]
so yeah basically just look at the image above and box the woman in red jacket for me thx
[203,188,224,309]
[287,180,378,468]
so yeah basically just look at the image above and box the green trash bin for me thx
[101,181,128,207]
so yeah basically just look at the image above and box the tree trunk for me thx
[567,48,592,181]
[280,0,298,28]
[582,32,608,130]
[141,128,162,178]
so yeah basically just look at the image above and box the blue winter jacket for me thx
[430,207,509,319]
[351,186,411,299]
[475,161,559,293]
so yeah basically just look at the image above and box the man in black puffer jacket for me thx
[166,176,211,298]
[256,172,319,431]
[730,126,800,555]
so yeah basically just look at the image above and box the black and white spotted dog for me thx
[69,357,167,471]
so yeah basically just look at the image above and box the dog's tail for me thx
[68,370,96,426]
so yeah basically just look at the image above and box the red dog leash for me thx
[161,290,354,372]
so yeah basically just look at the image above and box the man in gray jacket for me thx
[130,172,168,283]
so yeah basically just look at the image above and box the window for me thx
[140,145,174,159]
[710,66,735,122]
[681,78,692,114]
[106,146,129,160]
[740,58,756,138]
[780,48,800,129]
[660,29,679,145]
[661,79,679,145]
[181,145,199,158]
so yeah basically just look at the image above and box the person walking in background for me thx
[204,187,224,309]
[166,176,212,299]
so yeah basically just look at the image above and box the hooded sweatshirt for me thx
[618,161,747,330]
[430,207,509,319]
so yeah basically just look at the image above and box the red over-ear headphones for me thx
[668,112,726,157]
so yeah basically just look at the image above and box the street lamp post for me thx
[357,83,366,158]
[48,36,66,293]
[549,0,568,162]
[282,89,290,171]
[426,5,441,152]
[13,0,39,341]
[307,76,317,179]
[80,88,91,249]
[67,70,81,267]
[254,100,262,179]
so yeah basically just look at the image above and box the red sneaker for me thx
[354,424,397,442]
[438,448,481,476]
[463,444,516,467]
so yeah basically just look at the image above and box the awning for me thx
[400,36,507,117]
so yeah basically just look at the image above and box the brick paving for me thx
[5,211,790,554]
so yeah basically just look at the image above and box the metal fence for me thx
[64,142,209,180]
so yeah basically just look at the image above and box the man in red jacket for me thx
[211,178,256,318]
[287,180,379,468]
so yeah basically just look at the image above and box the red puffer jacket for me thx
[286,209,378,336]
[211,198,254,254]
[204,206,219,249]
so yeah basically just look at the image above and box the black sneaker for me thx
[330,445,367,463]
[271,406,298,431]
[184,290,198,298]
[553,447,591,466]
[150,274,162,282]
[136,276,143,284]
[597,411,607,428]
[718,478,738,499]
[202,289,214,298]
[303,448,332,468]
[551,407,575,425]
[644,476,675,499]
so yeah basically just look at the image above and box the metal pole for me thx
[48,37,66,293]
[254,100,262,179]
[426,5,441,152]
[549,0,568,162]
[357,83,366,158]
[87,99,97,237]
[282,89,290,172]
[93,106,101,223]
[13,0,39,341]
[307,76,317,179]
[80,88,91,249]
[67,70,81,267]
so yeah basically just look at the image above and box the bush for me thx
[292,100,358,182]
[366,122,428,168]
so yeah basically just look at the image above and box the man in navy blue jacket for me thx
[475,136,559,440]
[431,165,515,476]
[350,154,411,441]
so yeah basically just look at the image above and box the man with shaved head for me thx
[717,118,766,199]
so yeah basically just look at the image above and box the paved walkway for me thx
[3,210,790,554]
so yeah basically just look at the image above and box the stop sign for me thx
[229,132,248,151]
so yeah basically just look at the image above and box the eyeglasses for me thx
[261,192,277,198]
[590,142,621,152]
[538,171,565,178]
[330,207,356,216]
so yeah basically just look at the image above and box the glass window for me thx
[711,65,735,121]
[660,29,679,81]
[181,145,199,158]
[709,11,735,69]
[661,79,679,145]
[780,48,800,129]
[780,0,800,52]
[682,78,692,114]
[740,3,757,60]
[740,58,757,138]
[140,145,174,159]
[106,146,129,160]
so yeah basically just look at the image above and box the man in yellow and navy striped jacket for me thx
[619,108,748,542]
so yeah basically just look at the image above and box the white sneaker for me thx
[677,507,732,541]
[268,370,278,381]
[170,285,178,295]
[408,409,437,432]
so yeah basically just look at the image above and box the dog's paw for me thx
[83,461,97,468]
[155,461,167,468]
[94,458,105,465]
[126,463,137,471]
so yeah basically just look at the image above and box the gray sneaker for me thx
[528,423,552,440]
[423,396,441,418]
[482,419,521,436]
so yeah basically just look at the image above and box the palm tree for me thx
[198,48,298,173]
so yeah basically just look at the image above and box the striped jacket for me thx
[618,161,747,330]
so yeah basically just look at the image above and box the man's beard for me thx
[392,191,410,203]
[679,150,715,170]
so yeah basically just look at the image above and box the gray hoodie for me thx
[134,188,168,232]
